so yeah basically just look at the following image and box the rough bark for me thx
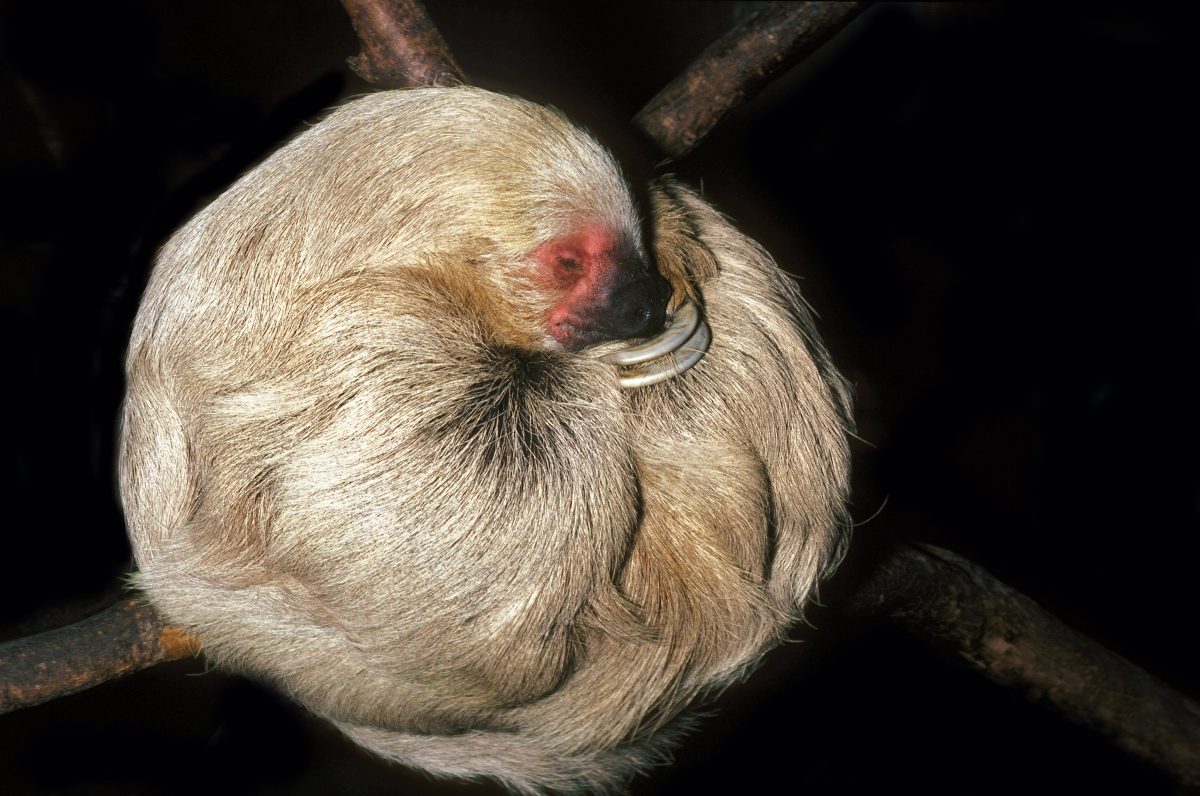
[0,597,198,714]
[339,0,465,88]
[843,543,1200,787]
[634,1,869,158]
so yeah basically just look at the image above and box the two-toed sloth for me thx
[119,87,852,794]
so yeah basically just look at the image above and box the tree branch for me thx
[633,1,869,158]
[338,0,465,88]
[5,545,1197,784]
[842,543,1200,787]
[0,597,198,715]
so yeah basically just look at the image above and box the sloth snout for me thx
[604,274,669,340]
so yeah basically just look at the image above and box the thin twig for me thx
[0,597,198,715]
[843,543,1200,787]
[634,1,868,158]
[338,0,465,88]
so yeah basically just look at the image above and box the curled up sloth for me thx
[119,86,852,793]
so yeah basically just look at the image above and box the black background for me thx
[0,2,1194,793]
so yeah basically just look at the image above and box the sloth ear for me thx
[647,177,719,306]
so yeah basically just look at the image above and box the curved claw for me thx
[615,313,711,389]
[584,299,711,389]
[598,301,701,366]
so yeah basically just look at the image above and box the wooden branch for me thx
[0,596,198,715]
[336,0,866,160]
[5,545,1196,786]
[634,1,868,158]
[843,543,1200,787]
[338,0,465,89]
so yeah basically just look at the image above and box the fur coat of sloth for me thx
[119,86,852,794]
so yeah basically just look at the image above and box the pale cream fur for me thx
[119,86,852,794]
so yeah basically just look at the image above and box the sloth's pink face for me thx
[531,225,669,351]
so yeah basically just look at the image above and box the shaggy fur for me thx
[119,86,852,794]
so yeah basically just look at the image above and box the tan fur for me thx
[119,86,852,794]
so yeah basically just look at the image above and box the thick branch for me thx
[843,543,1200,787]
[0,596,198,715]
[338,0,465,89]
[634,1,868,158]
[337,1,866,158]
[4,549,1197,785]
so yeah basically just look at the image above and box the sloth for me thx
[119,86,852,794]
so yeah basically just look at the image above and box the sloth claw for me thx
[590,299,711,388]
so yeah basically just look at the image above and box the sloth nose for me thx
[605,273,670,340]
